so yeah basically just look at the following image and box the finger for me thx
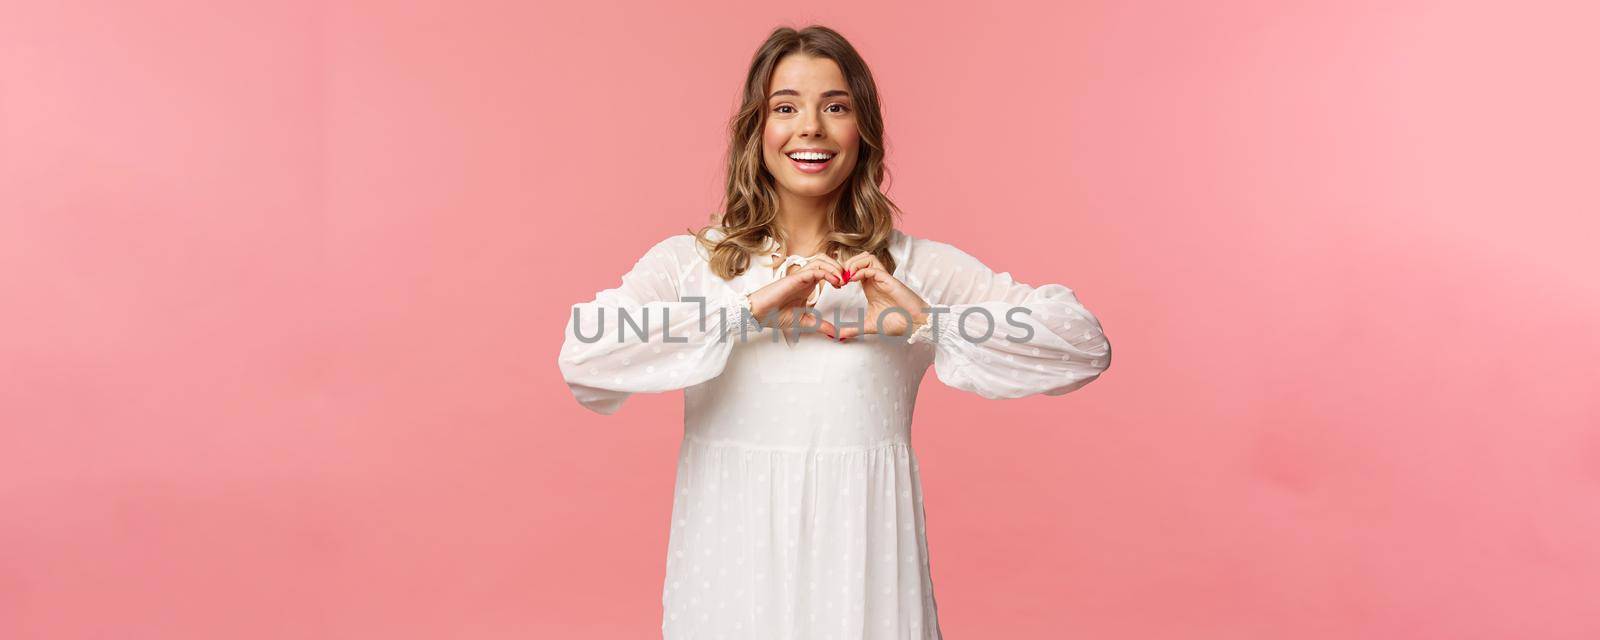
[791,266,834,291]
[844,259,884,285]
[786,309,845,343]
[838,254,861,283]
[817,253,858,284]
[786,256,836,275]
[794,311,839,338]
[842,252,882,274]
[818,318,839,337]
[767,272,819,305]
[781,307,823,338]
[852,266,891,287]
[819,318,853,342]
[803,260,845,287]
[835,321,877,341]
[789,262,831,284]
[806,253,844,269]
[801,255,848,287]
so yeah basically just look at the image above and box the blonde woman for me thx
[558,25,1112,639]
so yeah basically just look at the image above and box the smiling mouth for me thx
[786,151,836,171]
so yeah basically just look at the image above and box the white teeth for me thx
[787,151,833,161]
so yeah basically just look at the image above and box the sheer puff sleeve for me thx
[557,235,759,414]
[898,235,1112,399]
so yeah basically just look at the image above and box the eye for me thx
[771,104,849,114]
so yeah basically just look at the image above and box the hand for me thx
[747,257,846,342]
[837,252,930,340]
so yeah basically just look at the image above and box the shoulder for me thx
[890,228,983,273]
[639,233,701,261]
[886,227,918,276]
[668,225,735,264]
[615,235,699,286]
[654,233,699,253]
[640,232,729,278]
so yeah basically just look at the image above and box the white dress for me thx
[558,227,1112,639]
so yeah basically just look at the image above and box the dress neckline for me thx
[758,235,841,268]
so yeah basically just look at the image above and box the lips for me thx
[786,151,836,174]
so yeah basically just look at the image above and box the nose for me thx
[799,107,824,138]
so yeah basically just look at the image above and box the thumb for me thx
[793,310,840,337]
[815,318,840,338]
[835,321,877,341]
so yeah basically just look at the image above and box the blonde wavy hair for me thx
[690,25,902,280]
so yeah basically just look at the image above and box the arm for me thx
[902,238,1111,399]
[556,236,758,414]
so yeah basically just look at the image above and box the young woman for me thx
[558,25,1112,639]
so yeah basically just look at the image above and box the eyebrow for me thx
[768,89,852,100]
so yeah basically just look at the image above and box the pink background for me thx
[4,1,1598,638]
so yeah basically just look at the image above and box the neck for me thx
[775,188,838,257]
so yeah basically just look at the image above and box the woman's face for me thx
[762,54,861,201]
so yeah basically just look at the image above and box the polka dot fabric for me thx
[558,228,1111,638]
